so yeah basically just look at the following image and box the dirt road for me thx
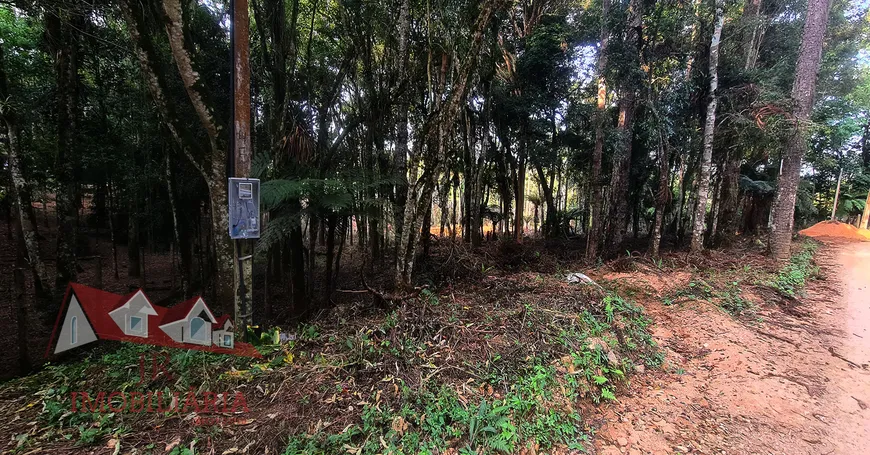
[593,240,870,455]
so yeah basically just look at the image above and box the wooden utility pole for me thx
[831,167,842,220]
[232,0,253,330]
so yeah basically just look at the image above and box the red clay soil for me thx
[799,220,870,241]
[591,240,870,455]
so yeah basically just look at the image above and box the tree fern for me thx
[739,175,775,196]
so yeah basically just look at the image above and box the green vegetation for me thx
[1,0,859,450]
[284,368,587,455]
[765,241,821,298]
[661,240,821,317]
[283,296,652,454]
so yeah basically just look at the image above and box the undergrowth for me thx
[282,291,656,455]
[661,239,820,317]
[3,280,658,454]
[765,240,820,298]
[5,341,280,452]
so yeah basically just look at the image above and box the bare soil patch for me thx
[591,240,870,455]
[799,220,870,241]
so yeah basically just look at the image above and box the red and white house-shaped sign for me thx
[47,283,261,358]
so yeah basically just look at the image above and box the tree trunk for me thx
[308,216,317,296]
[6,122,50,298]
[107,181,119,280]
[650,135,671,257]
[742,0,765,71]
[164,152,188,296]
[422,200,433,256]
[14,267,30,374]
[608,0,641,251]
[289,202,307,314]
[122,0,234,310]
[164,0,234,312]
[127,196,141,277]
[514,130,526,242]
[860,189,870,230]
[395,0,503,289]
[707,172,722,240]
[470,105,487,247]
[586,0,610,260]
[769,0,832,261]
[533,204,539,235]
[830,167,843,220]
[439,176,450,238]
[534,161,557,238]
[334,216,348,285]
[324,214,337,303]
[0,43,51,298]
[45,10,80,294]
[715,143,741,245]
[690,0,724,253]
[451,174,459,242]
[393,0,411,259]
[862,119,870,170]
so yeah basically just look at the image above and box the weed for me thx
[643,351,666,368]
[420,288,440,306]
[664,277,756,316]
[766,241,819,298]
[716,282,754,316]
[9,261,661,454]
[299,323,321,341]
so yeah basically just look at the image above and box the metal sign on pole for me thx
[228,177,260,239]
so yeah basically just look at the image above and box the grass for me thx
[283,366,587,454]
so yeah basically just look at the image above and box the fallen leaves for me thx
[107,438,121,455]
[165,436,181,452]
[390,416,408,434]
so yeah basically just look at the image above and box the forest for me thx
[1,0,870,453]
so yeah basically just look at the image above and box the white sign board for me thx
[228,178,260,239]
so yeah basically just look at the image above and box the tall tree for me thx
[690,0,724,253]
[715,0,766,246]
[121,0,235,310]
[0,42,50,299]
[395,0,505,289]
[586,0,610,260]
[393,0,411,256]
[608,0,642,249]
[769,0,833,260]
[45,9,80,294]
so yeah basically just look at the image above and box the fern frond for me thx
[739,175,775,195]
[256,213,303,254]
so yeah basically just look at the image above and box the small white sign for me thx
[228,178,260,239]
